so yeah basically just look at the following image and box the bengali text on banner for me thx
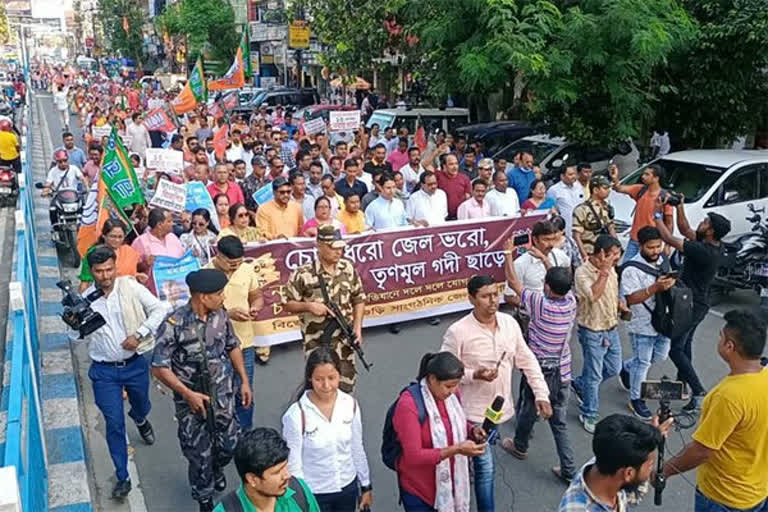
[245,214,546,346]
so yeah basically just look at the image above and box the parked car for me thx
[492,134,640,180]
[611,150,768,244]
[233,87,320,116]
[456,121,537,155]
[366,108,470,136]
[294,104,358,123]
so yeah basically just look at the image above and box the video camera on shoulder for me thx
[57,280,106,338]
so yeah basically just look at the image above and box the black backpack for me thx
[620,259,693,339]
[381,382,427,471]
[218,476,309,511]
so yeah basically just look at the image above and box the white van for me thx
[366,108,470,135]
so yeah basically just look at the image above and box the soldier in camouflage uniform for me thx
[283,225,366,393]
[151,269,253,512]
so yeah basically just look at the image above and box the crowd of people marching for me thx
[31,66,768,512]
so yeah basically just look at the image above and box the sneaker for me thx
[428,317,440,326]
[628,399,652,420]
[682,394,705,412]
[619,368,630,392]
[214,472,226,492]
[111,479,131,500]
[681,383,691,401]
[578,414,596,434]
[570,381,584,406]
[198,498,214,512]
[136,419,155,445]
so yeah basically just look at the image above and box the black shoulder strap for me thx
[220,490,245,512]
[585,200,604,229]
[620,260,662,278]
[288,477,309,511]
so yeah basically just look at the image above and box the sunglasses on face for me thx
[237,212,249,218]
[57,159,68,163]
[276,190,291,195]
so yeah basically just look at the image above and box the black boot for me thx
[111,479,131,499]
[214,472,227,492]
[136,419,155,445]
[198,497,214,512]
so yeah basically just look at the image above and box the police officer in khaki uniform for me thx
[151,269,253,512]
[572,174,617,263]
[283,225,366,393]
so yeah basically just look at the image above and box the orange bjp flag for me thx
[208,47,245,91]
[171,81,198,115]
[76,178,109,257]
[213,124,229,161]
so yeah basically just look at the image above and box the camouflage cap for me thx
[590,174,612,188]
[317,225,345,249]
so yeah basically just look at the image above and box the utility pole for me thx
[295,5,304,88]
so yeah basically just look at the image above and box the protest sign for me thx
[144,107,177,132]
[329,110,361,132]
[92,124,112,139]
[252,183,274,206]
[149,179,187,212]
[302,117,326,136]
[185,181,220,229]
[243,214,546,345]
[151,251,200,309]
[145,148,184,173]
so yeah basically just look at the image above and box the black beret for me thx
[217,235,244,259]
[185,269,228,294]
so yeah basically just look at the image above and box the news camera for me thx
[660,190,683,207]
[57,280,106,338]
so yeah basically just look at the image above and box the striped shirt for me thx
[558,459,628,512]
[522,288,577,382]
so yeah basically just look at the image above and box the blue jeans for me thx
[695,491,768,512]
[234,346,255,430]
[622,239,640,264]
[88,354,151,482]
[470,424,495,512]
[623,333,670,400]
[573,326,622,420]
[401,489,437,511]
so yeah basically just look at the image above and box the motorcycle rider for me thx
[42,149,89,226]
[0,118,20,174]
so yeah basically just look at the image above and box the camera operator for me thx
[609,164,673,263]
[558,414,673,512]
[658,310,768,512]
[654,196,731,411]
[83,246,171,499]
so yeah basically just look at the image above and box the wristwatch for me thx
[653,212,663,220]
[360,484,373,493]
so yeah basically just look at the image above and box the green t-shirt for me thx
[213,479,320,512]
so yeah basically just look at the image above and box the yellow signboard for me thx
[288,21,310,49]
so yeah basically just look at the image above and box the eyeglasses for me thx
[276,190,291,195]
[478,166,493,171]
[236,212,249,218]
[57,159,68,163]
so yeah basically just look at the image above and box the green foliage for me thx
[525,0,694,146]
[98,0,146,63]
[0,1,10,46]
[155,0,239,73]
[657,0,768,147]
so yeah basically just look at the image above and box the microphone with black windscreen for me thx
[481,396,505,444]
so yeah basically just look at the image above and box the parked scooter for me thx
[0,164,18,207]
[712,203,768,310]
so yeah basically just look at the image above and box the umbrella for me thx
[329,76,371,90]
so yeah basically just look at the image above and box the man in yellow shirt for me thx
[205,236,264,426]
[660,309,768,512]
[255,177,304,239]
[0,119,20,174]
[337,193,367,234]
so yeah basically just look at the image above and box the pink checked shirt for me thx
[441,311,550,424]
[131,232,185,261]
[456,198,491,220]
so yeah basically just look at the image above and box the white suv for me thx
[611,150,768,242]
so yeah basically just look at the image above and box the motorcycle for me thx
[0,164,18,207]
[35,183,85,268]
[712,203,768,309]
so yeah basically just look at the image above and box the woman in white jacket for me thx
[282,347,373,511]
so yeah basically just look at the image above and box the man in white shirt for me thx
[504,220,570,307]
[126,112,151,160]
[650,130,671,159]
[547,165,585,238]
[486,170,521,217]
[53,84,70,129]
[43,149,88,196]
[399,147,428,193]
[406,170,448,227]
[82,246,171,500]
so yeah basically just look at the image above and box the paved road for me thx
[36,95,762,512]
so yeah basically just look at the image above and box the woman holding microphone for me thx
[282,347,373,511]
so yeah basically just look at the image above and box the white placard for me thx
[149,179,187,213]
[302,117,326,136]
[329,110,361,132]
[92,125,112,139]
[145,148,184,172]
